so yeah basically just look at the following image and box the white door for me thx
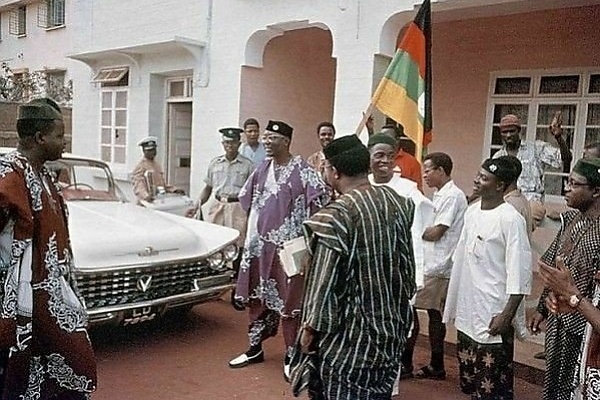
[167,102,192,195]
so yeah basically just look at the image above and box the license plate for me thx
[122,306,158,326]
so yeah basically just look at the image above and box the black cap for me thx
[18,97,62,121]
[323,135,365,160]
[266,120,293,138]
[482,157,516,183]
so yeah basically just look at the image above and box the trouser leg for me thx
[401,307,419,371]
[248,302,280,351]
[427,309,446,371]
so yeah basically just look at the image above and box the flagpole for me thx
[354,102,376,137]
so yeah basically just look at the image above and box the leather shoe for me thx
[228,350,264,368]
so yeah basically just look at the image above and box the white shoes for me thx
[228,350,265,368]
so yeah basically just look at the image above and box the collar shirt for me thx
[443,202,532,344]
[493,140,562,202]
[204,153,255,198]
[239,142,267,166]
[369,174,434,289]
[423,180,468,278]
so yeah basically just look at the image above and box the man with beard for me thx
[307,122,336,174]
[529,157,600,400]
[228,120,330,381]
[0,98,96,399]
[239,118,266,166]
[536,157,600,400]
[290,135,416,399]
[492,113,571,225]
[444,158,531,400]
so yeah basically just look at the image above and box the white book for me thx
[279,236,308,277]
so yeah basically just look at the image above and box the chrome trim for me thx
[86,282,234,317]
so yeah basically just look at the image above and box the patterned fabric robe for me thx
[290,186,416,399]
[0,151,96,400]
[235,156,330,317]
[537,208,600,400]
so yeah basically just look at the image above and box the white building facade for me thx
[3,0,600,203]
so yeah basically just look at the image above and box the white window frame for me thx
[165,76,193,101]
[9,6,26,37]
[484,69,600,203]
[100,89,129,166]
[38,0,65,29]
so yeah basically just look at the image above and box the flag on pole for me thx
[371,0,432,159]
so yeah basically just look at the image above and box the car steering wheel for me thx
[64,183,94,190]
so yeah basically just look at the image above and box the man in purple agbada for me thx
[228,119,330,381]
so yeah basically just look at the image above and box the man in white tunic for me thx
[444,157,531,400]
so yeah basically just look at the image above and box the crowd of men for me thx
[1,97,600,400]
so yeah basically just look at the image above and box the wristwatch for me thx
[568,293,582,308]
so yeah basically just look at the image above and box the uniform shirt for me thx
[423,180,468,278]
[369,174,434,289]
[443,202,532,344]
[204,153,254,198]
[131,158,176,202]
[493,140,562,201]
[239,142,267,166]
[394,150,423,191]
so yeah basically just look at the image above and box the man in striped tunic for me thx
[290,135,416,399]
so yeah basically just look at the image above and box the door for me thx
[167,102,192,195]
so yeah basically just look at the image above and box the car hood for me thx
[67,201,239,270]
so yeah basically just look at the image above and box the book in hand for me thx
[279,236,308,277]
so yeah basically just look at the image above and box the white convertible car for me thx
[45,155,239,326]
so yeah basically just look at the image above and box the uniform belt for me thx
[216,195,239,203]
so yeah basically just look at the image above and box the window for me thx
[9,6,26,36]
[92,67,129,86]
[166,77,193,99]
[38,0,65,29]
[485,72,600,201]
[100,90,128,164]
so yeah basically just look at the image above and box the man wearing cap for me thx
[131,136,184,203]
[306,122,336,174]
[0,98,96,399]
[493,113,571,225]
[381,124,423,191]
[443,158,531,400]
[186,127,254,264]
[528,157,600,400]
[229,120,330,380]
[289,135,416,399]
[239,118,266,166]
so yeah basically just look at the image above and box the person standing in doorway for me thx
[0,98,97,399]
[228,120,330,382]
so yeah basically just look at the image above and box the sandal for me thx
[414,365,446,380]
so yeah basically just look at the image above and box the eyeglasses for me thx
[565,179,590,188]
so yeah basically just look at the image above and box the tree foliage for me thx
[0,63,72,105]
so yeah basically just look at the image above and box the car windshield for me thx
[46,158,123,202]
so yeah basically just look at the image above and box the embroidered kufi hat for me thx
[482,157,515,183]
[266,120,293,139]
[499,114,521,129]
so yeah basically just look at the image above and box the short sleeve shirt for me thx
[239,142,267,166]
[493,140,562,201]
[423,180,468,278]
[204,154,255,198]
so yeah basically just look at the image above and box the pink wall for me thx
[239,28,337,158]
[428,4,600,195]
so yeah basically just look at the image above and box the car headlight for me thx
[207,252,225,270]
[223,244,238,261]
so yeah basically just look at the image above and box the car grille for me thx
[76,260,232,309]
